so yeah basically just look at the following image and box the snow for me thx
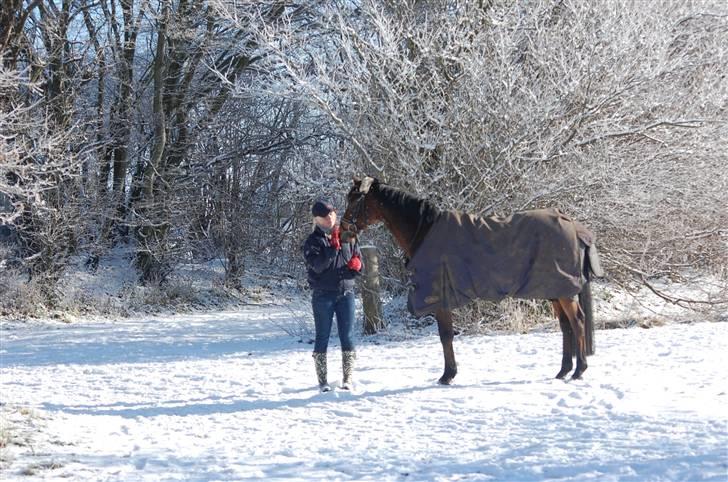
[1,302,727,481]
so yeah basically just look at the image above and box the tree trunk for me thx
[136,0,169,282]
[361,245,385,334]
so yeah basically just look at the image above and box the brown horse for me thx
[340,176,601,384]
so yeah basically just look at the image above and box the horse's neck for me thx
[381,213,417,258]
[375,188,433,258]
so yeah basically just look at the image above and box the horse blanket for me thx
[406,208,598,316]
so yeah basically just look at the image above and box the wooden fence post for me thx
[360,245,384,334]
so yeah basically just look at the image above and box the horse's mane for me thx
[374,183,440,222]
[371,183,440,257]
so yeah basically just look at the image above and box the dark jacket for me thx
[302,226,364,292]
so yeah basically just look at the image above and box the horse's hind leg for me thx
[435,309,457,385]
[553,301,574,379]
[558,297,588,379]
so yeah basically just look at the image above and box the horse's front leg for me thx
[435,309,457,385]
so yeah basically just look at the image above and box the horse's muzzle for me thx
[340,218,357,235]
[341,230,357,242]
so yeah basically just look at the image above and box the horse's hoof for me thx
[555,368,571,379]
[438,366,457,385]
[571,367,587,380]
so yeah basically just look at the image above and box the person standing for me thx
[302,199,363,391]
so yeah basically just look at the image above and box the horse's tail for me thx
[579,279,595,356]
[579,245,600,356]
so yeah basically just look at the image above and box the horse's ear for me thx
[360,176,374,193]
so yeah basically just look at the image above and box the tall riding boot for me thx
[313,352,331,392]
[341,351,356,390]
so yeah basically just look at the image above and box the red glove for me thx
[347,254,362,272]
[330,226,341,250]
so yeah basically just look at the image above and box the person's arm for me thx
[303,237,337,274]
[346,241,364,274]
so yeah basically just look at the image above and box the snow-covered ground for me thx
[1,302,727,481]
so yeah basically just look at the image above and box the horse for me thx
[340,176,602,384]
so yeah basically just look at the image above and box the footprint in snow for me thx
[331,409,355,417]
[599,383,625,400]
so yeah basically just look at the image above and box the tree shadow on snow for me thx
[41,384,441,418]
[2,332,295,367]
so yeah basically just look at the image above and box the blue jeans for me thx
[312,290,355,353]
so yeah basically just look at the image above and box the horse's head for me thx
[340,176,381,240]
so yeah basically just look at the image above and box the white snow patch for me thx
[1,303,727,481]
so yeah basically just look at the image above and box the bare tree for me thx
[217,0,727,308]
[1,1,89,289]
[2,0,725,317]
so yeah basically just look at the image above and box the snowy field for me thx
[1,303,727,481]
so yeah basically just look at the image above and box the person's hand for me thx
[330,226,341,250]
[347,254,362,272]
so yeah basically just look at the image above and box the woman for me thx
[302,198,363,391]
